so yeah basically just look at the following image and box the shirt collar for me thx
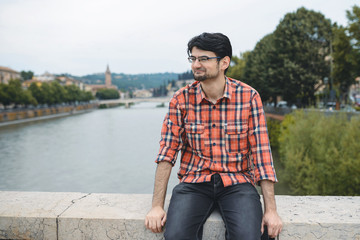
[194,77,233,104]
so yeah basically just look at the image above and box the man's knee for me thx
[164,225,199,240]
[226,226,261,240]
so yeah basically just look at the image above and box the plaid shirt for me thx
[155,77,277,187]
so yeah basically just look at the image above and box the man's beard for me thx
[193,68,220,81]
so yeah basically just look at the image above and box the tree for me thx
[21,90,38,106]
[272,7,332,107]
[346,5,360,76]
[243,34,280,103]
[7,79,25,107]
[0,83,11,108]
[29,82,45,105]
[178,70,193,80]
[95,88,120,100]
[332,25,356,103]
[40,82,55,105]
[64,84,82,103]
[50,81,67,104]
[227,51,250,82]
[81,91,94,102]
[20,71,34,81]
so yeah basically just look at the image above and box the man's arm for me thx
[260,180,283,238]
[145,161,173,233]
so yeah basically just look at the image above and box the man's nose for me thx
[192,59,202,67]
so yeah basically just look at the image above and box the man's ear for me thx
[220,56,231,72]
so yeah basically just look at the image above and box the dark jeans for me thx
[164,174,263,240]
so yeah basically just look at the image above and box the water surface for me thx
[0,102,180,193]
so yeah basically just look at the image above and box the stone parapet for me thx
[0,191,359,239]
[0,104,98,127]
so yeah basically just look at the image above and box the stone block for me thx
[0,191,359,240]
[0,191,87,240]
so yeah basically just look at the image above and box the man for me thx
[145,32,282,239]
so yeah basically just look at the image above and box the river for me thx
[0,102,180,194]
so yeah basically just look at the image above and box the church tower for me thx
[105,64,112,87]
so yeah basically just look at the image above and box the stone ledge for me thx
[0,191,359,239]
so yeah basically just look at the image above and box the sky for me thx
[0,0,358,76]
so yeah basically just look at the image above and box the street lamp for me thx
[323,77,328,108]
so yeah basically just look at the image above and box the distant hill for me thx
[71,72,181,91]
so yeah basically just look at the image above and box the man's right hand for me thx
[145,206,167,233]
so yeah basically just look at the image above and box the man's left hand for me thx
[261,210,283,238]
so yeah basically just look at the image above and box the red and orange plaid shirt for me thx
[155,77,277,187]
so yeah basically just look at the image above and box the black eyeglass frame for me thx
[187,56,221,63]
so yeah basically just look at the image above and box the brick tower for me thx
[105,64,112,87]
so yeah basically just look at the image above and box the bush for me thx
[278,110,360,196]
[266,118,281,151]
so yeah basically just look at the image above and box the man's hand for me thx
[261,209,283,238]
[259,180,283,238]
[145,206,167,233]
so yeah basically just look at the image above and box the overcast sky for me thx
[0,0,358,76]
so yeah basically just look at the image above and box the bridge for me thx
[99,97,171,108]
[99,97,287,120]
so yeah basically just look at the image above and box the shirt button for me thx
[212,106,216,110]
[212,124,216,128]
[213,143,216,146]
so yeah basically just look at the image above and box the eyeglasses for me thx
[187,56,221,63]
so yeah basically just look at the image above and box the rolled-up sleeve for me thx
[248,92,277,184]
[155,97,184,166]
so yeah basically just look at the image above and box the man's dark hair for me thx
[187,32,232,73]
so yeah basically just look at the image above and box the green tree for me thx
[64,84,82,103]
[40,82,55,105]
[0,83,11,107]
[95,88,120,100]
[332,25,356,103]
[243,34,280,103]
[7,79,25,107]
[29,82,45,104]
[346,5,360,76]
[20,71,34,81]
[272,8,332,107]
[50,81,67,104]
[21,90,38,106]
[227,52,250,82]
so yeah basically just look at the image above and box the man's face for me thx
[190,47,220,82]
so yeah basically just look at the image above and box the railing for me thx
[0,191,359,240]
[0,103,98,127]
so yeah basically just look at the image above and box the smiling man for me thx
[145,32,282,240]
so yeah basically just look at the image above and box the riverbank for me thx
[0,103,98,127]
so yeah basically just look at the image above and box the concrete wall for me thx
[0,104,98,127]
[0,191,359,240]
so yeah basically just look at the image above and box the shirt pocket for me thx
[185,123,205,153]
[224,122,249,155]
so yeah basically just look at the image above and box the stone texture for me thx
[0,191,359,240]
[58,193,226,240]
[275,196,360,240]
[0,191,87,240]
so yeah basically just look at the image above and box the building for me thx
[57,76,87,91]
[105,65,112,87]
[132,89,153,98]
[22,79,42,88]
[0,66,21,84]
[33,71,56,82]
[88,65,118,95]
